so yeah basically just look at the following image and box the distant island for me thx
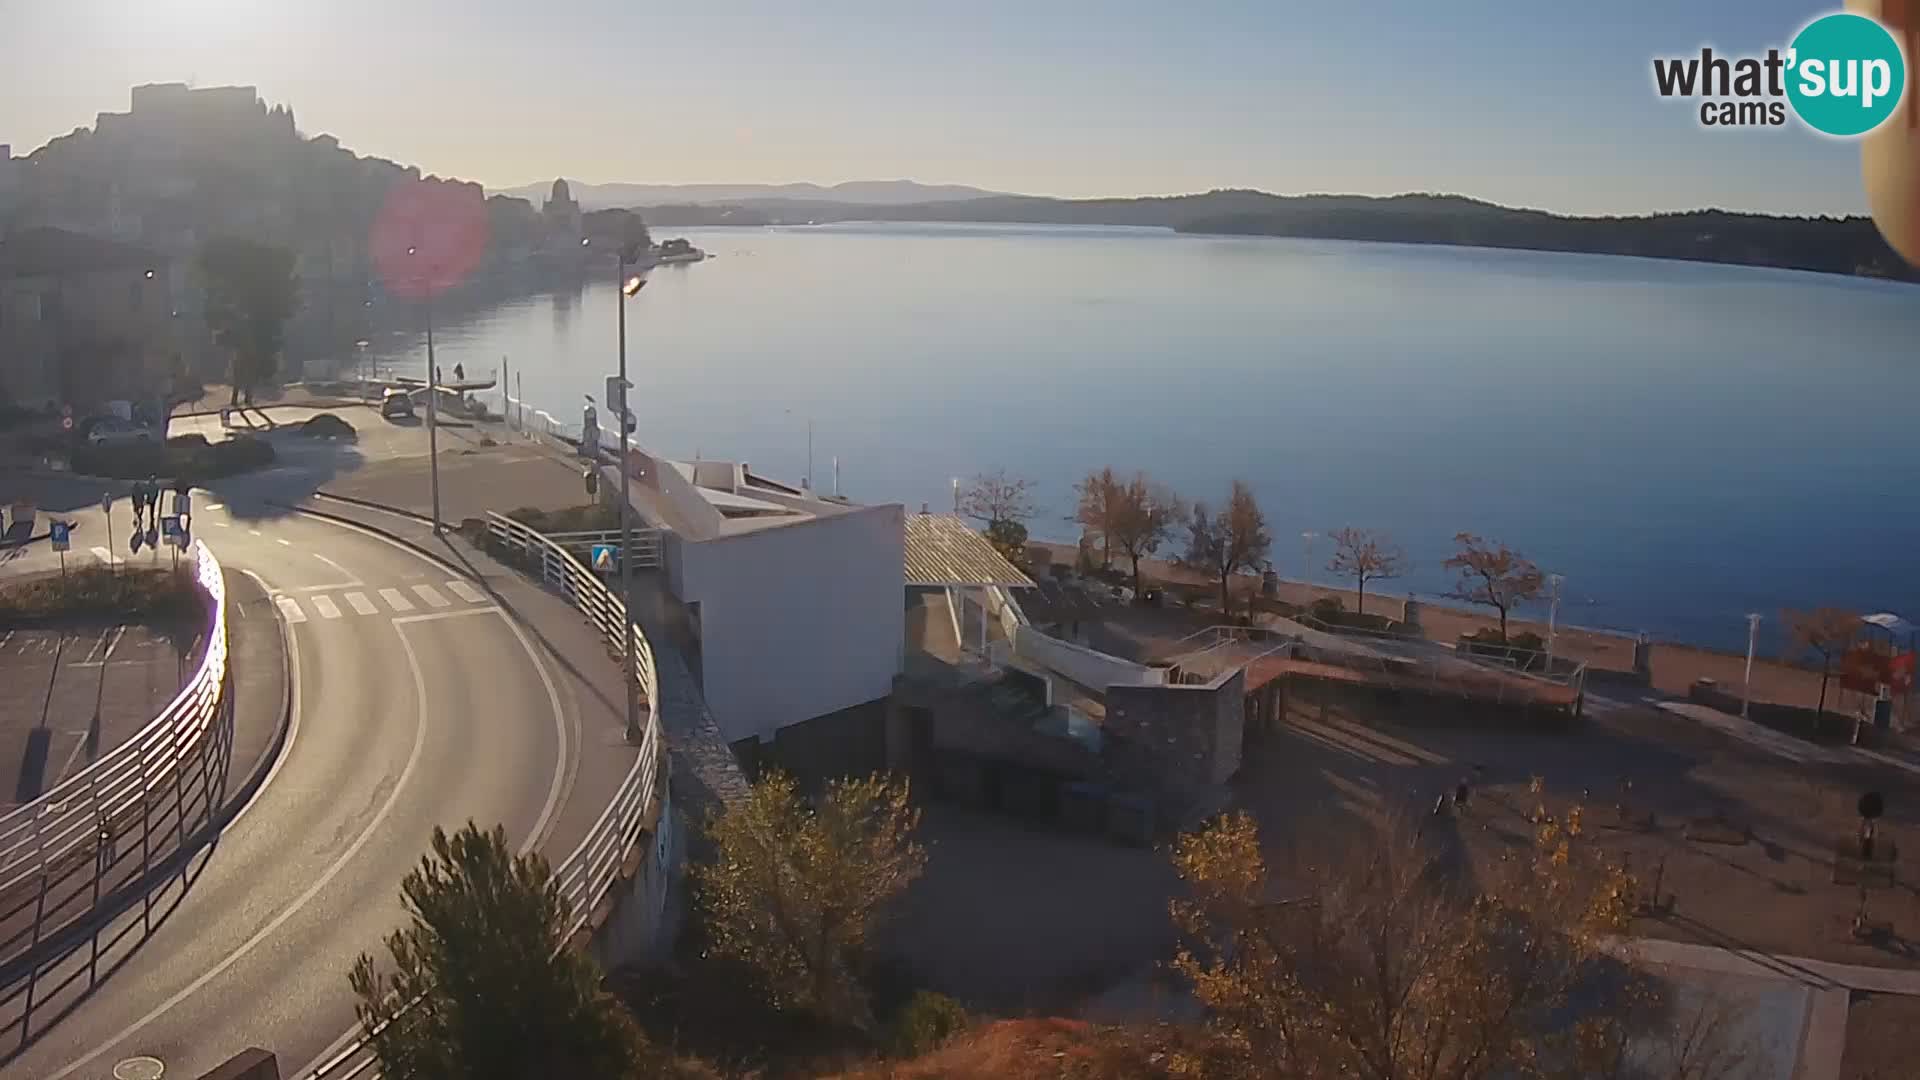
[494,179,1006,210]
[595,189,1918,283]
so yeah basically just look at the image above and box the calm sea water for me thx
[361,222,1920,653]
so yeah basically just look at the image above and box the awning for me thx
[903,513,1033,588]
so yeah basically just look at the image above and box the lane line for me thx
[344,591,378,616]
[446,580,485,604]
[310,552,362,586]
[392,606,501,625]
[202,503,225,511]
[378,588,414,613]
[275,597,307,624]
[277,538,292,546]
[310,595,342,620]
[294,605,571,1080]
[249,529,263,538]
[411,583,451,609]
[44,592,430,1080]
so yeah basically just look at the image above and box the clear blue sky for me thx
[0,0,1877,215]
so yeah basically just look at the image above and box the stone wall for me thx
[1104,668,1245,804]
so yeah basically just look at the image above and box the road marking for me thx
[379,587,414,612]
[344,591,378,616]
[392,606,501,624]
[202,502,225,511]
[311,552,362,586]
[310,595,342,620]
[411,583,451,608]
[275,596,307,624]
[213,521,229,528]
[249,529,263,537]
[446,579,485,604]
[45,586,428,1080]
[277,537,291,546]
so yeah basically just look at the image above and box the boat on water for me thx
[652,237,707,265]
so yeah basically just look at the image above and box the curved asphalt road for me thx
[0,500,575,1078]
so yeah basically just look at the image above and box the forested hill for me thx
[635,190,1916,282]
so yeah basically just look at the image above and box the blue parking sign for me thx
[49,521,70,552]
[590,544,616,572]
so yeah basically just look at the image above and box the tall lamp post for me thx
[1301,531,1318,590]
[1546,573,1565,665]
[613,240,647,744]
[406,246,443,535]
[1743,613,1762,719]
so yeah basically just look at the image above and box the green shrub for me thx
[984,519,1028,569]
[884,990,969,1058]
[0,565,201,623]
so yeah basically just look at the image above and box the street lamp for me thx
[1743,613,1762,719]
[1301,531,1318,589]
[613,238,647,745]
[405,244,444,534]
[1546,573,1565,665]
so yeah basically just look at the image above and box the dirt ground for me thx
[1838,990,1920,1079]
[1233,683,1920,971]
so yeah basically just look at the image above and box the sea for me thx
[345,222,1920,655]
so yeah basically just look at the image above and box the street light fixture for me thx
[1546,573,1565,665]
[614,238,648,744]
[1743,613,1762,719]
[404,244,444,534]
[1301,531,1318,589]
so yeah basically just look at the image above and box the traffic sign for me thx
[161,515,184,543]
[61,416,74,432]
[173,491,190,516]
[48,522,70,552]
[591,544,616,572]
[100,492,113,514]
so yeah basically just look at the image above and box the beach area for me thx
[1029,541,1904,727]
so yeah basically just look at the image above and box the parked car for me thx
[85,417,157,447]
[380,388,416,419]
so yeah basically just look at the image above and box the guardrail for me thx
[0,541,231,1041]
[540,528,663,571]
[306,512,664,1079]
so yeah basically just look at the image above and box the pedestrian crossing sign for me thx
[591,544,616,572]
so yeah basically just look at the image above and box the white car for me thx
[86,418,157,446]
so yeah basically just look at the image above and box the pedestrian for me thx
[453,362,465,382]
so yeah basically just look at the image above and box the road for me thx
[0,490,580,1078]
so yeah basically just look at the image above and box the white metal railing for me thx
[0,541,230,978]
[307,513,664,1079]
[541,528,663,570]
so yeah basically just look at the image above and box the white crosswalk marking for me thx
[379,588,414,612]
[276,596,307,624]
[345,591,378,615]
[311,595,342,620]
[411,584,451,609]
[446,580,484,604]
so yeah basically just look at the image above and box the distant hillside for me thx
[495,179,1004,209]
[627,189,1917,282]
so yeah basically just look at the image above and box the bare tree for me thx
[957,468,1035,529]
[1182,481,1271,617]
[1325,527,1406,616]
[1784,607,1861,721]
[1444,532,1545,641]
[1074,467,1121,571]
[1169,809,1746,1080]
[1108,472,1180,594]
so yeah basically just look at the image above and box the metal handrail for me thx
[307,513,664,1078]
[0,542,228,899]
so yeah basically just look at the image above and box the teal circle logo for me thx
[1786,12,1907,137]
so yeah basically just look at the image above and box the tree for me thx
[1074,467,1121,571]
[1108,472,1180,594]
[1325,527,1407,616]
[1444,533,1546,641]
[197,236,299,408]
[348,821,650,1080]
[1784,607,1861,721]
[696,770,926,1031]
[1169,809,1744,1080]
[1182,480,1272,617]
[959,469,1036,567]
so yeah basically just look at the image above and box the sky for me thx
[0,0,1886,216]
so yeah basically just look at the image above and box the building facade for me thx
[0,227,179,410]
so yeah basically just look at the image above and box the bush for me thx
[71,433,275,481]
[1462,628,1549,670]
[885,991,970,1059]
[1309,596,1346,622]
[300,412,357,440]
[0,565,201,623]
[166,433,212,451]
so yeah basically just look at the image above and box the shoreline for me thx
[1028,541,1897,720]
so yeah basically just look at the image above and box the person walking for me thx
[452,362,465,382]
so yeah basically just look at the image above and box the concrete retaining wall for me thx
[1012,624,1166,692]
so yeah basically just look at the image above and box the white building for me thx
[613,448,905,745]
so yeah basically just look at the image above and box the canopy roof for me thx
[903,513,1033,588]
